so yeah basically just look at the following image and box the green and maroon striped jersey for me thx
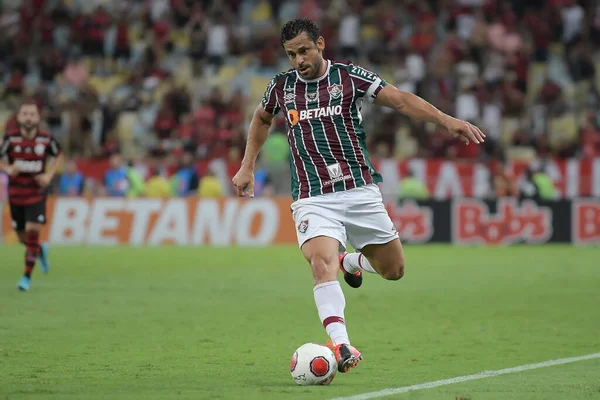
[261,60,386,201]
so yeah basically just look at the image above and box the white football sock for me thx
[343,253,378,274]
[313,281,350,346]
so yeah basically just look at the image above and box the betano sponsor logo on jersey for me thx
[287,105,342,125]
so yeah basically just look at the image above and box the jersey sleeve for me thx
[0,134,9,157]
[348,64,388,103]
[47,136,62,157]
[260,77,281,115]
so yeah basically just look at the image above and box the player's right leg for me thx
[16,230,26,245]
[9,203,30,291]
[292,199,362,373]
[29,200,50,274]
[15,201,47,291]
[15,227,30,291]
[300,236,363,373]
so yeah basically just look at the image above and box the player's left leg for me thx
[342,238,405,281]
[342,184,405,282]
[357,238,405,280]
[27,200,50,273]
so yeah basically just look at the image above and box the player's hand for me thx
[232,167,255,198]
[443,117,486,145]
[5,164,19,176]
[35,173,52,188]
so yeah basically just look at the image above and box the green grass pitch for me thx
[1,245,599,399]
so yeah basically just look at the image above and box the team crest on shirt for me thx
[297,219,309,234]
[327,84,343,99]
[34,143,46,155]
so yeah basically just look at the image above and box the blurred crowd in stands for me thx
[0,0,599,200]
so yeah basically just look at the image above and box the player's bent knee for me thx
[382,267,404,281]
[382,259,405,281]
[25,223,42,232]
[309,255,337,283]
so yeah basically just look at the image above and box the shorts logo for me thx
[34,144,45,156]
[327,84,343,99]
[37,214,45,222]
[306,92,318,102]
[15,145,21,153]
[297,219,309,234]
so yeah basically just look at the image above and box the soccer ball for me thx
[290,343,337,386]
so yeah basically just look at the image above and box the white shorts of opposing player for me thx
[291,184,397,251]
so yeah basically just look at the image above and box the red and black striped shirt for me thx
[0,129,62,205]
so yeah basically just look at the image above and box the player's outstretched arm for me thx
[232,105,275,197]
[374,85,485,145]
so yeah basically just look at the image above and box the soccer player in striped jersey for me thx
[0,101,63,291]
[232,18,486,372]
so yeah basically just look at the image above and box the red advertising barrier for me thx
[74,158,600,198]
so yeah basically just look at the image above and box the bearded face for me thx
[17,104,41,133]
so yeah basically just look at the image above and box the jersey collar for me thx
[296,59,330,83]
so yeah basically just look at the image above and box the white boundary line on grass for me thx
[330,352,600,400]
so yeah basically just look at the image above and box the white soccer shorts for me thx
[290,184,399,251]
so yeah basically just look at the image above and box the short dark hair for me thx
[280,18,321,46]
[18,98,39,111]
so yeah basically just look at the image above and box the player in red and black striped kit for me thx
[0,101,63,291]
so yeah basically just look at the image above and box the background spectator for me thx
[0,0,597,198]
